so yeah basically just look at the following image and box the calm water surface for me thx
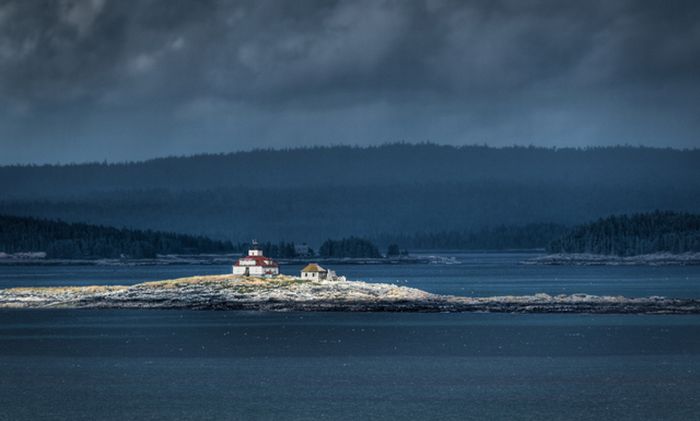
[1,311,699,420]
[1,254,699,420]
[1,252,699,297]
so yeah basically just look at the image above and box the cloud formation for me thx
[1,0,699,163]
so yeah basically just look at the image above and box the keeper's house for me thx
[300,263,328,281]
[233,243,279,277]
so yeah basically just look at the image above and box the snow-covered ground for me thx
[1,274,698,313]
[522,252,700,266]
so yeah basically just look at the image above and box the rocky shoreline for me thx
[1,274,698,314]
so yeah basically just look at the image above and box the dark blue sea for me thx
[1,253,699,420]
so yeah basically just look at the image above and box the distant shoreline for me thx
[522,252,700,266]
[4,251,700,266]
[0,253,460,266]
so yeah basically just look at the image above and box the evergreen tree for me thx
[386,244,400,257]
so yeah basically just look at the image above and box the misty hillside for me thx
[1,144,699,244]
[2,144,699,197]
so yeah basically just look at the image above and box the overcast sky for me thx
[1,0,699,164]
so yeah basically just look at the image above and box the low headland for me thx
[524,212,700,265]
[1,274,698,314]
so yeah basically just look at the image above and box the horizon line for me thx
[2,141,698,168]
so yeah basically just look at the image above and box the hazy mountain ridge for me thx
[1,182,697,243]
[1,144,698,198]
[1,144,698,243]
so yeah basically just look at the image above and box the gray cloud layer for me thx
[1,0,699,163]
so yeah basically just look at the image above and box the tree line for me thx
[318,237,382,258]
[3,144,699,198]
[2,211,699,259]
[546,211,700,256]
[255,241,308,258]
[0,215,387,259]
[0,214,237,259]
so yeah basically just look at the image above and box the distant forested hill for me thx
[375,224,569,250]
[2,144,698,197]
[547,211,700,256]
[0,215,236,258]
[1,144,698,244]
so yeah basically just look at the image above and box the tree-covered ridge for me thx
[0,144,698,243]
[547,211,700,256]
[0,214,236,259]
[2,144,699,198]
[319,237,382,258]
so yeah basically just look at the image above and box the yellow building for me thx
[300,263,328,280]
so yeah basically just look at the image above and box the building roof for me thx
[301,263,327,273]
[235,255,278,268]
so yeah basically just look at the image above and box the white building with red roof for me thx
[232,242,279,277]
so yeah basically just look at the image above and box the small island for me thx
[2,214,699,313]
[1,273,698,314]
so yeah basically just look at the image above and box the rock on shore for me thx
[1,274,698,314]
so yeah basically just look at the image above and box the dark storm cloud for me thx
[1,0,699,163]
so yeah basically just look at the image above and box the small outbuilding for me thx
[300,263,328,281]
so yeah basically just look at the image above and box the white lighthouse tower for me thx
[232,240,279,277]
